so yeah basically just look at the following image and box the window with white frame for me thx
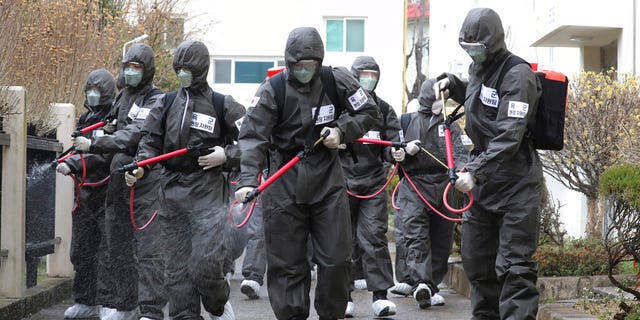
[213,58,282,84]
[326,18,365,52]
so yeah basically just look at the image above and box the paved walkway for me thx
[23,277,473,319]
[23,241,476,320]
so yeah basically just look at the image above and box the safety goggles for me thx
[124,61,144,71]
[292,59,319,72]
[358,70,379,80]
[459,41,487,52]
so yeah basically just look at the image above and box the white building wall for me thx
[184,0,405,113]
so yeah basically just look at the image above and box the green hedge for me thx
[534,237,610,276]
[599,164,640,210]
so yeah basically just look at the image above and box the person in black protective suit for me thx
[393,79,467,310]
[234,27,380,320]
[56,69,116,319]
[131,39,245,320]
[72,43,166,320]
[433,7,543,320]
[339,55,400,317]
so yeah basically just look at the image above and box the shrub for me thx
[599,164,640,301]
[599,164,640,211]
[534,237,610,276]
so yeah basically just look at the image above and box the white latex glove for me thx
[125,167,144,187]
[392,147,405,162]
[56,163,71,175]
[321,127,342,149]
[235,186,255,203]
[337,143,347,150]
[72,136,92,152]
[404,139,421,156]
[198,146,226,170]
[433,78,450,100]
[103,119,117,134]
[431,100,443,116]
[455,171,476,193]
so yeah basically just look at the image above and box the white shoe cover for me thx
[210,301,235,320]
[431,293,446,306]
[372,299,397,317]
[139,318,154,320]
[390,282,412,296]
[353,279,367,291]
[99,307,117,319]
[63,303,100,318]
[240,279,261,299]
[413,283,432,309]
[345,301,355,318]
[101,310,138,320]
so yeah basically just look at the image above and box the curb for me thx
[0,277,72,320]
[444,262,599,320]
[538,303,598,320]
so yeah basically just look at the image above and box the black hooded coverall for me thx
[64,69,115,307]
[88,44,166,317]
[137,40,246,319]
[396,79,467,296]
[439,8,543,320]
[237,27,379,320]
[340,56,399,294]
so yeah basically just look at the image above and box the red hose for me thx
[442,168,474,214]
[391,178,401,211]
[69,153,87,213]
[129,186,158,231]
[228,172,262,229]
[81,176,110,187]
[399,166,462,223]
[347,163,398,199]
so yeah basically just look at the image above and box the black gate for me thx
[25,126,62,287]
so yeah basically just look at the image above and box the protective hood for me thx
[284,27,324,84]
[418,78,437,114]
[350,55,380,91]
[173,40,210,92]
[122,43,156,90]
[458,8,507,66]
[83,68,116,110]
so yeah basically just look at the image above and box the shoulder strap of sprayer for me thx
[400,113,412,138]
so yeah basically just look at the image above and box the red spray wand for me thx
[354,138,407,148]
[116,144,211,173]
[440,100,473,213]
[242,130,330,204]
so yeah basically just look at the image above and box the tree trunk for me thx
[585,196,604,238]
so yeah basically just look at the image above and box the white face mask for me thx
[359,74,378,92]
[124,67,143,87]
[291,59,318,84]
[460,41,488,64]
[86,89,101,107]
[177,69,193,88]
